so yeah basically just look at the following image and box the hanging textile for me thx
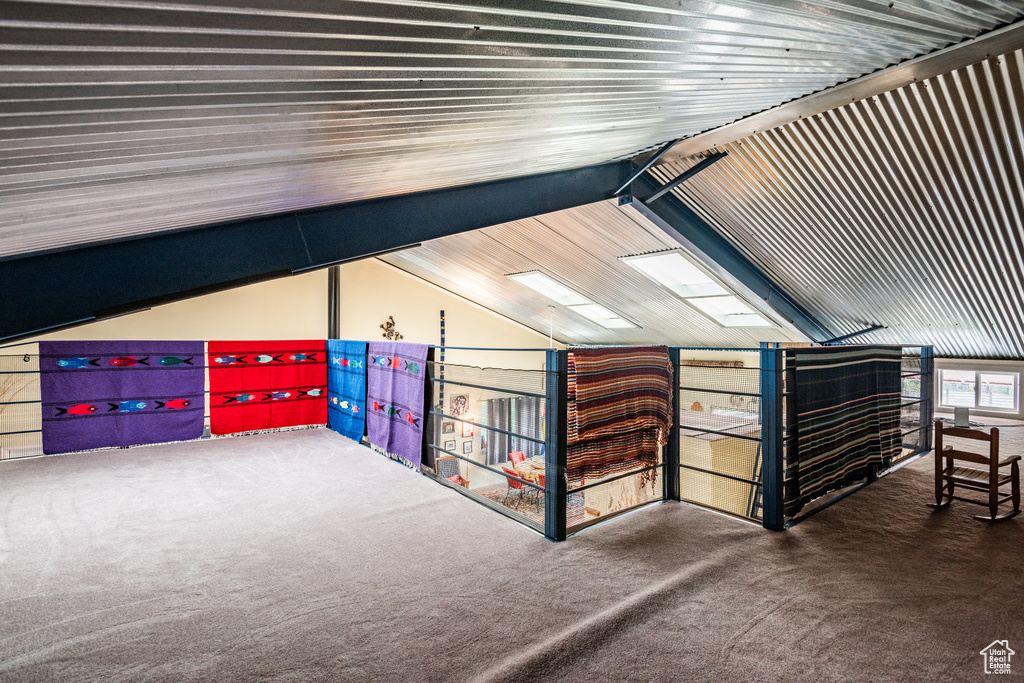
[366,341,429,470]
[566,346,673,485]
[783,346,902,516]
[326,340,368,442]
[208,340,327,435]
[39,340,205,454]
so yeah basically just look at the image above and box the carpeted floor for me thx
[1,425,1022,682]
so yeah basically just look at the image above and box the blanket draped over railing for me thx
[566,346,673,485]
[366,341,429,471]
[39,340,205,454]
[208,340,327,435]
[326,340,368,442]
[784,346,902,516]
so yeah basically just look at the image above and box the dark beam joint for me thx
[613,138,681,196]
[821,325,887,345]
[644,151,727,203]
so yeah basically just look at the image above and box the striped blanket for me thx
[783,346,902,516]
[567,347,673,485]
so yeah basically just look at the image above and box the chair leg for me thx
[1013,462,1020,513]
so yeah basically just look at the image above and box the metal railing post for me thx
[665,347,681,501]
[920,346,935,452]
[759,342,785,531]
[545,349,568,541]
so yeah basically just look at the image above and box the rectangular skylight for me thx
[621,251,728,298]
[507,271,589,306]
[688,296,772,327]
[567,303,636,329]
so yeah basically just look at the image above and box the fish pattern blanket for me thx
[326,340,368,442]
[39,340,205,454]
[208,340,327,435]
[567,346,673,486]
[783,346,903,516]
[366,341,429,471]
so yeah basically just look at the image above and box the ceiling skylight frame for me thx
[506,270,639,330]
[620,250,775,329]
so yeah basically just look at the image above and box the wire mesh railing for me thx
[676,352,763,521]
[425,357,551,533]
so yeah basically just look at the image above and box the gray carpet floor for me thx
[1,425,1022,682]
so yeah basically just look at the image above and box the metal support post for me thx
[545,349,569,541]
[665,347,681,501]
[920,346,935,452]
[759,342,785,531]
[327,265,341,338]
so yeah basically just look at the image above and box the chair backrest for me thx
[502,466,525,490]
[509,451,526,465]
[436,455,461,481]
[934,420,999,470]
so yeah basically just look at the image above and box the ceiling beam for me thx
[625,173,832,343]
[654,18,1024,165]
[0,161,629,343]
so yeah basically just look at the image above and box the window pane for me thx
[941,370,976,407]
[978,373,1017,410]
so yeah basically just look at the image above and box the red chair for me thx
[509,451,526,466]
[502,466,526,506]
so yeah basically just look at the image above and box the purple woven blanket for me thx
[39,340,205,454]
[366,341,429,470]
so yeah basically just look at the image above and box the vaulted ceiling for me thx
[3,1,1024,357]
[2,0,1019,259]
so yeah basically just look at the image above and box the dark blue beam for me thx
[0,162,629,342]
[627,172,832,343]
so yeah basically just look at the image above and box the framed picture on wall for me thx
[462,441,473,455]
[442,422,455,434]
[450,395,468,418]
[444,440,456,452]
[461,420,474,438]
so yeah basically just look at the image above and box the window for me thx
[939,369,1018,411]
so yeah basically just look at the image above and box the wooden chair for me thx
[931,420,1020,521]
[435,455,467,487]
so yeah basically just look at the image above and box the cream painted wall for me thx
[31,271,329,343]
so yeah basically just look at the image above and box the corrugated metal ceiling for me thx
[653,46,1024,358]
[3,0,1021,259]
[380,198,808,346]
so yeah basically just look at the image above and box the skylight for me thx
[506,271,636,329]
[620,250,774,328]
[688,296,772,327]
[567,303,636,329]
[506,271,589,306]
[620,251,728,298]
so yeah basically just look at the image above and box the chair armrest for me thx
[998,455,1021,466]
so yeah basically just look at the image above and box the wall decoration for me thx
[39,340,205,454]
[461,420,474,438]
[442,421,455,434]
[380,315,404,341]
[444,439,456,452]
[449,394,468,418]
[208,340,327,435]
[366,341,428,470]
[327,339,368,441]
[463,441,473,455]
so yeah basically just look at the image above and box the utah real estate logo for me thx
[980,640,1014,675]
